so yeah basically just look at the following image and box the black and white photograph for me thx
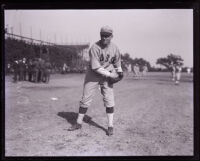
[1,2,199,159]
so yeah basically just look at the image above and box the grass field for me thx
[5,72,193,156]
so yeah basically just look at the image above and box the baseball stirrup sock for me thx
[77,107,88,124]
[106,107,114,113]
[79,107,88,114]
[77,114,84,124]
[107,113,114,127]
[106,107,114,127]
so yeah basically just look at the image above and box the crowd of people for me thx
[7,57,190,86]
[124,63,149,77]
[132,64,148,77]
[61,63,88,74]
[12,57,52,83]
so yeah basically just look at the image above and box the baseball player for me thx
[175,64,182,85]
[142,65,148,76]
[187,67,191,74]
[68,26,123,136]
[126,63,132,76]
[132,63,140,77]
[170,63,176,81]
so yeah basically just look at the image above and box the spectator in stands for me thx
[18,59,24,81]
[6,63,11,75]
[43,59,52,83]
[13,60,19,83]
[32,58,39,83]
[22,57,28,81]
[27,59,34,82]
[62,63,68,74]
[38,58,45,82]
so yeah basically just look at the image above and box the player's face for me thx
[100,33,113,46]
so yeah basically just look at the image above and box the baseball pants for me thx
[79,69,115,108]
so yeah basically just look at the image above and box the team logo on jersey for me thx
[100,53,115,64]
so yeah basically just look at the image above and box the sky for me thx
[4,9,193,67]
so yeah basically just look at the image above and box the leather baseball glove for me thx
[108,72,124,84]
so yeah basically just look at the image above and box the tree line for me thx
[121,52,192,72]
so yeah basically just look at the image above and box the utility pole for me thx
[54,34,57,44]
[30,26,33,44]
[11,27,14,39]
[40,29,42,42]
[30,27,32,38]
[19,22,22,40]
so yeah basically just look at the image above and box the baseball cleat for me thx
[175,81,179,85]
[107,127,114,136]
[68,123,82,131]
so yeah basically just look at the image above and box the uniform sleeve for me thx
[113,47,122,72]
[89,44,112,77]
[89,45,101,70]
[95,67,111,77]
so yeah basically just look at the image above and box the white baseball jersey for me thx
[89,41,122,73]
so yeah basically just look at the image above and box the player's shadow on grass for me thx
[57,112,107,133]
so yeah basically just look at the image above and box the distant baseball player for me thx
[142,65,148,76]
[187,67,191,74]
[175,64,182,85]
[170,63,176,81]
[132,63,140,77]
[126,63,132,76]
[62,63,68,74]
[68,26,123,136]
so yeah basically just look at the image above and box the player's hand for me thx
[108,71,123,84]
[109,72,119,79]
[118,72,124,80]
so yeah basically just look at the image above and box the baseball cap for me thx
[100,26,113,34]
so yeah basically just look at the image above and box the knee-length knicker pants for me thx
[79,69,115,108]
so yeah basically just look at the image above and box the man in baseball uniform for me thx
[170,62,176,81]
[68,26,123,136]
[175,63,182,85]
[132,63,140,77]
